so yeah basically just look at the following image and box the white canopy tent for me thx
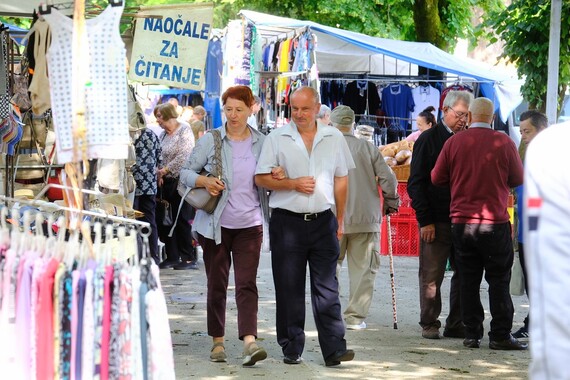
[240,10,523,122]
[1,0,42,17]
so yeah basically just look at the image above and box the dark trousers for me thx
[269,209,347,360]
[198,225,263,339]
[134,194,160,265]
[418,222,462,330]
[157,177,196,263]
[452,222,514,341]
[518,242,530,327]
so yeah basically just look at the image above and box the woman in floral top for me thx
[132,127,162,264]
[154,102,197,270]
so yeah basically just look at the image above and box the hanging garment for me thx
[381,83,415,132]
[439,84,474,109]
[43,4,130,164]
[343,81,381,123]
[0,31,10,120]
[411,84,440,131]
[27,19,52,116]
[0,214,175,379]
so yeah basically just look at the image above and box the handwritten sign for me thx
[128,3,213,90]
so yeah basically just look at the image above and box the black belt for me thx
[273,208,331,221]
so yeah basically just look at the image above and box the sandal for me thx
[242,341,267,366]
[210,342,227,363]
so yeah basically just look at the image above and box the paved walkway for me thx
[160,251,530,379]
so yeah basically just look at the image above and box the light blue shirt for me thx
[255,121,355,213]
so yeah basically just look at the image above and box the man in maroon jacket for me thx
[407,90,472,340]
[431,97,526,350]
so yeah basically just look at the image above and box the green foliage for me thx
[0,16,32,29]
[483,0,570,111]
[2,0,497,57]
[226,0,496,53]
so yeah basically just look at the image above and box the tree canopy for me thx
[483,0,570,111]
[2,0,501,54]
[223,0,501,52]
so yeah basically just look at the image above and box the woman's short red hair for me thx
[222,85,254,107]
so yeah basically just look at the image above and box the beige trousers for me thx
[337,232,381,325]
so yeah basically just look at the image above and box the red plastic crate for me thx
[397,181,412,208]
[379,182,419,256]
[381,213,419,256]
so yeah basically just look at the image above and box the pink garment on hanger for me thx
[36,257,60,380]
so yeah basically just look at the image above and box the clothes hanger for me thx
[53,215,66,260]
[45,214,57,257]
[33,212,46,256]
[104,223,114,266]
[93,221,102,263]
[0,207,10,246]
[38,2,52,15]
[80,220,94,265]
[16,210,34,256]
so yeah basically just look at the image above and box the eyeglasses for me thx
[448,107,468,119]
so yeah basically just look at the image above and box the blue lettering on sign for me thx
[134,59,202,86]
[143,17,211,39]
[160,40,179,58]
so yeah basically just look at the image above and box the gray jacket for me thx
[342,132,399,234]
[180,125,270,245]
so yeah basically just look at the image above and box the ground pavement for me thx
[160,250,531,380]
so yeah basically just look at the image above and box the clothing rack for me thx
[0,184,176,379]
[318,74,493,84]
[355,114,414,121]
[1,183,150,233]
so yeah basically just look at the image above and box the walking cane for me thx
[386,214,398,329]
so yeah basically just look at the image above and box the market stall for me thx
[0,2,182,378]
[229,10,522,131]
[223,10,526,255]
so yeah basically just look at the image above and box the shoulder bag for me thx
[177,129,223,213]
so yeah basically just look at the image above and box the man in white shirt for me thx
[255,86,356,367]
[524,121,570,380]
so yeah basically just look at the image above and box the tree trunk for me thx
[413,0,447,50]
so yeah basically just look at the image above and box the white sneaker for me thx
[346,321,367,330]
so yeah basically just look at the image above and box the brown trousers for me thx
[418,222,462,330]
[198,225,263,339]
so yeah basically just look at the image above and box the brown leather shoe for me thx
[422,326,441,339]
[489,334,528,350]
[210,342,227,362]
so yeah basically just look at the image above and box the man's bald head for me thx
[468,97,495,124]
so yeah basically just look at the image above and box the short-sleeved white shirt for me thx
[256,121,355,213]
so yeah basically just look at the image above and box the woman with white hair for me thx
[317,104,332,125]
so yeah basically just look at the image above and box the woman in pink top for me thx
[407,106,436,142]
[179,86,269,367]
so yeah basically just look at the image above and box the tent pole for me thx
[546,0,561,124]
